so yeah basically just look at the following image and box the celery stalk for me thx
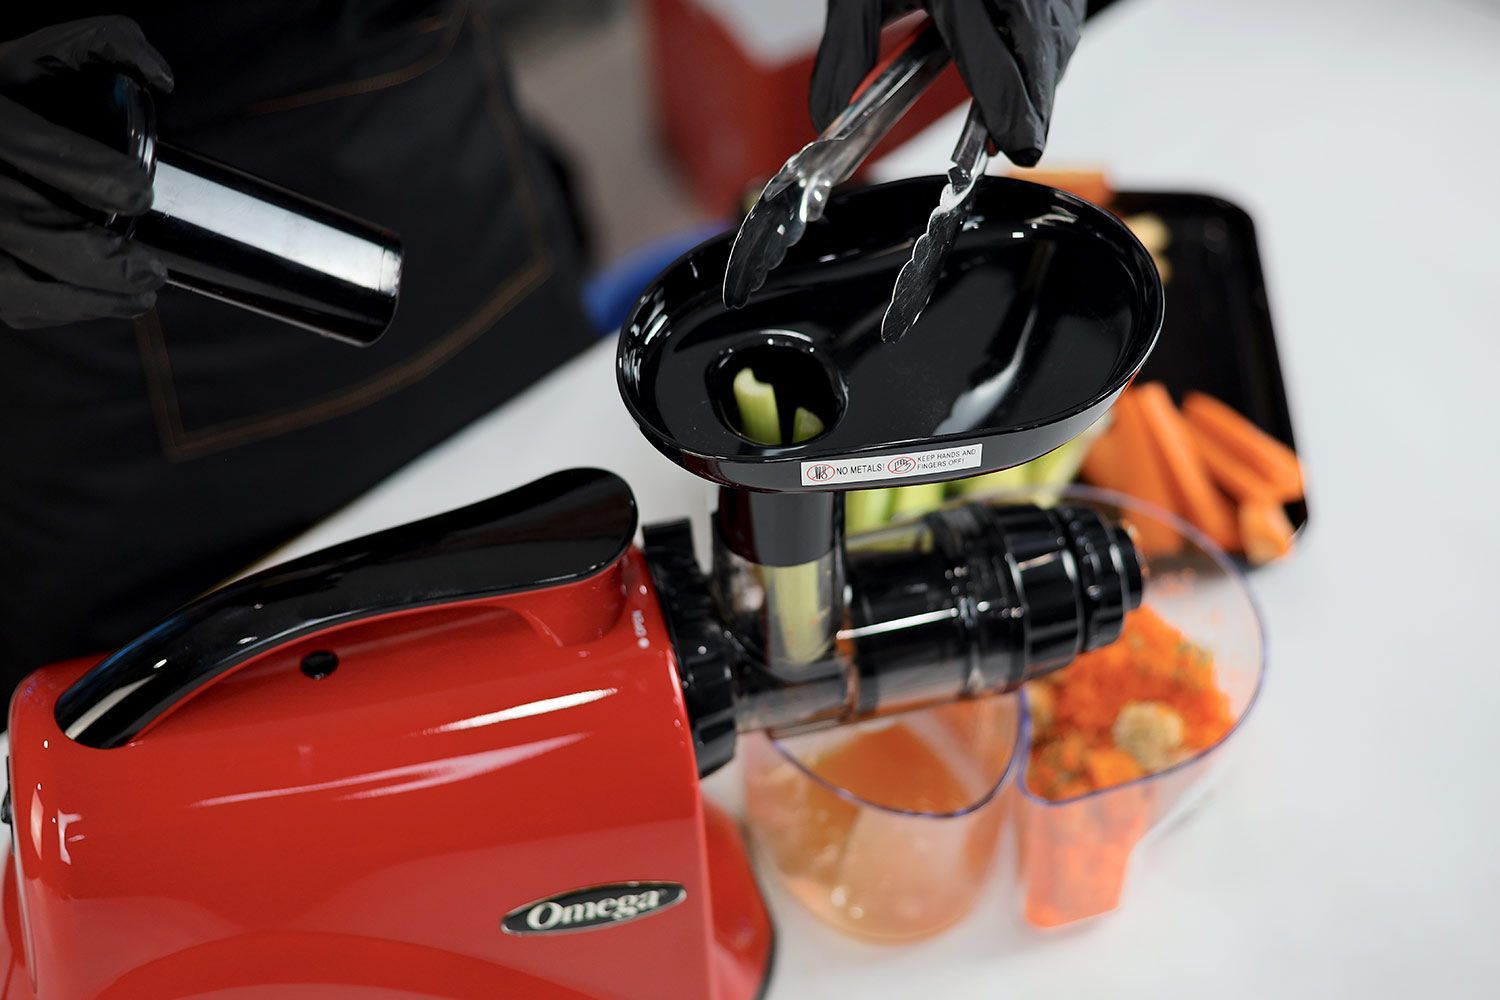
[733,367,782,445]
[845,488,895,535]
[730,376,832,665]
[889,482,947,518]
[773,404,832,664]
[765,558,830,666]
[951,464,1033,498]
[1028,415,1112,505]
[791,406,825,443]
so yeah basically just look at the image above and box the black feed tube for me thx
[714,487,839,567]
[711,487,849,728]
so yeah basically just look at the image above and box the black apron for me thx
[0,1,597,688]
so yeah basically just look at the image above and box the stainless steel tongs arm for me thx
[881,101,992,342]
[722,24,951,309]
[804,25,951,184]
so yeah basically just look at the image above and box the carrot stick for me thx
[1091,392,1182,554]
[1188,423,1299,504]
[1133,383,1239,552]
[1080,423,1128,486]
[1240,499,1296,565]
[1182,392,1302,500]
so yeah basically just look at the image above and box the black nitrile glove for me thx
[810,0,1085,167]
[0,17,174,329]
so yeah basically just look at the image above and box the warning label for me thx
[799,443,983,487]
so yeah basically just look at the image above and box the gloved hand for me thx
[810,0,1086,167]
[0,17,174,329]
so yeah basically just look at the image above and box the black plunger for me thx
[51,73,401,346]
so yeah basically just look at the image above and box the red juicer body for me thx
[0,545,771,999]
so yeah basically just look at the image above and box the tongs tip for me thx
[877,103,992,346]
[880,301,919,343]
[721,277,750,310]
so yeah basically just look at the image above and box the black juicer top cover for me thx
[618,177,1164,491]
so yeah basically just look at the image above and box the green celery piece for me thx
[1027,439,1086,485]
[889,482,947,518]
[845,488,895,535]
[738,384,828,664]
[733,367,782,445]
[791,406,825,443]
[764,559,830,665]
[1028,415,1113,504]
[951,463,1034,498]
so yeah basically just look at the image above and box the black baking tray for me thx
[1106,190,1308,542]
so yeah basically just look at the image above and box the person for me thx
[810,0,1086,167]
[0,0,1083,697]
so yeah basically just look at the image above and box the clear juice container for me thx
[1008,486,1266,927]
[743,485,1263,936]
[742,695,1023,942]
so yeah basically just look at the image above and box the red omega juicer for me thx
[0,177,1161,998]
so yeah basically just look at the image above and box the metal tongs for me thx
[722,23,993,343]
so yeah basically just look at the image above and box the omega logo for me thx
[502,882,687,935]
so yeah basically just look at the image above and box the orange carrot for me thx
[1007,168,1112,206]
[1133,383,1239,551]
[1188,423,1299,504]
[1093,392,1182,554]
[1084,748,1144,788]
[1020,606,1236,927]
[1239,499,1295,565]
[1182,392,1303,500]
[1025,606,1236,800]
[1080,423,1128,486]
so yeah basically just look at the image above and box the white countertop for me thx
[21,0,1499,995]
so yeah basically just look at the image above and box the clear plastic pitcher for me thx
[743,696,1023,942]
